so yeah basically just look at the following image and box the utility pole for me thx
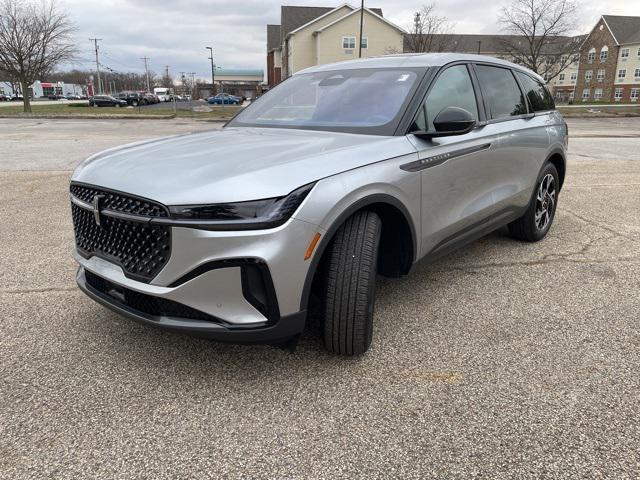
[141,57,151,92]
[477,40,482,54]
[180,72,186,95]
[206,46,215,95]
[89,38,103,94]
[190,72,196,99]
[358,0,365,58]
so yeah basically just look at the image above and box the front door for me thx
[406,64,503,257]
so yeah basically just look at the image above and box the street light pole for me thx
[358,0,365,58]
[206,46,215,96]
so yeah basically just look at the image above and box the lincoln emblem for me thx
[92,195,105,226]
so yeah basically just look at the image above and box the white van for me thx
[153,87,171,102]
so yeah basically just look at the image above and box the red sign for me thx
[41,83,54,87]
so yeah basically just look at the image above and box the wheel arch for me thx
[545,147,566,191]
[299,193,417,312]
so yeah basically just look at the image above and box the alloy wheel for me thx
[535,173,556,231]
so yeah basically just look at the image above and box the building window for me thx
[360,37,368,49]
[614,88,623,100]
[597,69,605,80]
[594,88,603,99]
[570,72,577,81]
[600,46,608,61]
[582,88,590,99]
[635,68,640,79]
[572,54,579,63]
[585,70,592,80]
[637,47,640,58]
[558,73,565,81]
[587,48,596,62]
[631,88,639,101]
[621,48,630,58]
[569,91,574,99]
[342,37,356,49]
[561,55,568,64]
[618,69,626,79]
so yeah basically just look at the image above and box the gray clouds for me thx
[63,0,639,80]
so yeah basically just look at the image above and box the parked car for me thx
[141,93,159,105]
[0,93,8,101]
[116,91,143,106]
[69,53,567,355]
[65,94,82,100]
[10,94,24,101]
[207,93,241,105]
[47,94,65,100]
[88,95,128,107]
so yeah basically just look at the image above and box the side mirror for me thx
[413,106,476,140]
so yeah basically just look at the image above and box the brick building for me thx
[575,15,640,103]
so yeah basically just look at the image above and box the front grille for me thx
[70,184,169,218]
[70,184,171,282]
[85,270,223,324]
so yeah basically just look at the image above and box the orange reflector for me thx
[304,232,322,260]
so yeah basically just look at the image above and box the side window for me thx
[413,64,478,131]
[475,65,527,119]
[515,71,555,111]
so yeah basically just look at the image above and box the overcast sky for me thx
[65,0,638,80]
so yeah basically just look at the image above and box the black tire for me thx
[323,210,382,355]
[508,162,559,242]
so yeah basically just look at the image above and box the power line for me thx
[89,38,102,94]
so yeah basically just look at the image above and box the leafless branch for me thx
[403,3,457,53]
[0,0,77,112]
[498,0,579,81]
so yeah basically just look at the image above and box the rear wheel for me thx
[322,210,381,355]
[508,162,559,242]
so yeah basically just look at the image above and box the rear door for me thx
[406,63,504,257]
[473,64,551,213]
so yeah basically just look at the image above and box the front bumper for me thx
[77,267,306,344]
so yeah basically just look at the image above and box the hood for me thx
[72,127,415,205]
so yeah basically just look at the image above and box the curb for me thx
[0,114,233,121]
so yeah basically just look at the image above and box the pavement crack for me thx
[1,286,77,295]
[562,208,639,242]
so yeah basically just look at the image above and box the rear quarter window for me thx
[475,64,527,119]
[515,71,555,111]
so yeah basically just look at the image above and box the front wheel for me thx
[322,210,381,355]
[508,162,559,242]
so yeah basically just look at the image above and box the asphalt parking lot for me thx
[1,117,639,478]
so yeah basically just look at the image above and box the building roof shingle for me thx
[280,5,383,43]
[602,15,640,45]
[403,33,585,55]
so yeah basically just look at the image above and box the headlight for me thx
[167,183,315,230]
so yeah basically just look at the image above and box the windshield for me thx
[229,68,425,135]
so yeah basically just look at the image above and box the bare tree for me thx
[403,3,456,54]
[0,0,76,112]
[498,0,580,81]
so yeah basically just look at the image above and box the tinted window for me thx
[475,65,527,119]
[515,71,555,111]
[413,65,478,131]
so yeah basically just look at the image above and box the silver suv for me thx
[70,54,567,355]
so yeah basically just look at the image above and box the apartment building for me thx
[266,4,405,86]
[575,15,640,103]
